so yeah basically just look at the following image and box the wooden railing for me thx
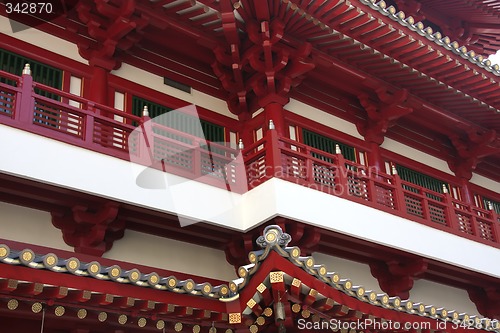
[0,69,244,193]
[1,69,499,246]
[244,129,500,247]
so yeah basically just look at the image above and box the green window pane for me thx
[482,198,500,215]
[132,96,225,143]
[302,128,356,162]
[396,164,446,198]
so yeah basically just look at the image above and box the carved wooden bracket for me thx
[448,129,498,180]
[51,202,125,256]
[212,7,315,117]
[357,87,413,145]
[395,0,425,22]
[369,258,427,299]
[74,0,149,70]
[468,287,500,320]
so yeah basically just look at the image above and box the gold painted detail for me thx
[301,309,311,318]
[256,283,266,293]
[369,292,376,302]
[331,274,340,284]
[305,258,314,267]
[45,255,56,266]
[220,285,229,295]
[382,295,389,305]
[292,303,301,313]
[318,266,327,276]
[174,322,183,331]
[247,299,256,308]
[32,302,43,313]
[149,273,159,285]
[309,289,318,298]
[77,308,87,319]
[168,277,177,288]
[406,301,413,310]
[248,253,257,263]
[291,247,300,258]
[130,270,140,282]
[203,284,212,294]
[238,267,247,278]
[21,250,33,262]
[98,312,107,322]
[192,324,201,333]
[156,320,165,330]
[89,263,100,274]
[441,309,447,318]
[118,314,128,325]
[256,316,265,326]
[54,306,65,317]
[225,330,233,333]
[357,287,365,297]
[249,325,258,333]
[229,312,241,324]
[263,307,273,317]
[67,259,79,270]
[344,280,352,290]
[110,266,121,278]
[7,299,18,310]
[291,278,301,288]
[229,282,238,292]
[0,245,8,258]
[269,271,284,283]
[138,317,147,328]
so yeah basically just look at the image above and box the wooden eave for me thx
[1,226,499,333]
[0,0,499,171]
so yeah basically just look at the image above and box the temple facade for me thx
[0,0,499,332]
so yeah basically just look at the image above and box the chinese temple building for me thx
[0,0,499,332]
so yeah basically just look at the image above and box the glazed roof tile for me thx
[1,225,499,331]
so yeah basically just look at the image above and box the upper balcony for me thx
[0,67,499,253]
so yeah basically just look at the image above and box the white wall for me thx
[0,201,73,251]
[0,201,236,281]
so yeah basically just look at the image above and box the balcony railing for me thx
[1,69,499,247]
[244,131,500,246]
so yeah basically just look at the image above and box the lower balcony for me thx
[0,68,499,251]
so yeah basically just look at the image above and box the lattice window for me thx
[405,195,424,218]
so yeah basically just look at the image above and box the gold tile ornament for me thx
[156,320,165,330]
[32,302,43,313]
[138,318,147,328]
[167,277,177,288]
[247,299,256,308]
[7,299,18,310]
[98,312,107,322]
[256,316,265,325]
[77,308,87,319]
[54,306,65,317]
[175,322,183,332]
[0,245,9,258]
[192,324,201,333]
[291,278,301,288]
[263,307,273,317]
[292,304,301,313]
[248,252,257,263]
[229,312,241,324]
[118,314,128,325]
[256,283,266,293]
[249,325,258,333]
[269,271,284,283]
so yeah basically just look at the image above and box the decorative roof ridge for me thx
[232,225,500,332]
[359,0,500,76]
[0,244,231,300]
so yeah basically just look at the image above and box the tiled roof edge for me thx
[359,0,500,76]
[0,245,231,300]
[233,225,500,332]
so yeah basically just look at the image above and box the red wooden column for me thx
[87,64,110,106]
[264,102,286,138]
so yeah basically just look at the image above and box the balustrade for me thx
[0,68,498,247]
